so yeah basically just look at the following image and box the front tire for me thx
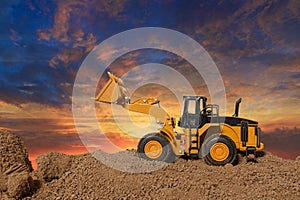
[137,134,174,163]
[201,134,237,166]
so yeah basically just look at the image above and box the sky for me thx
[0,0,299,167]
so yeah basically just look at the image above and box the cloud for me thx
[191,0,299,62]
[0,101,73,119]
[261,127,300,159]
[37,0,128,43]
[49,47,85,68]
[9,28,22,45]
[290,72,300,79]
[36,29,52,41]
[0,118,85,154]
[96,44,129,63]
[72,33,97,52]
[105,131,139,149]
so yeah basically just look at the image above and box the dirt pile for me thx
[36,152,73,182]
[31,151,299,200]
[0,130,35,199]
[1,130,299,200]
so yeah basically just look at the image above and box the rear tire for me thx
[137,134,174,163]
[201,134,237,166]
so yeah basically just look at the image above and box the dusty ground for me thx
[1,130,300,200]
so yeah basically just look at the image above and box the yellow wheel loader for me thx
[94,72,264,166]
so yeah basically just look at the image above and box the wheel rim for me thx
[210,142,229,162]
[144,140,163,159]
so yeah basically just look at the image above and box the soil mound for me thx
[0,130,34,199]
[1,131,299,199]
[36,152,73,182]
[32,151,299,200]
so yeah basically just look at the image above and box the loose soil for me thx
[1,130,299,200]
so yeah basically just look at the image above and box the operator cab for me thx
[178,96,219,128]
[178,96,206,128]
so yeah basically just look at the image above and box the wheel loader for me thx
[94,72,264,166]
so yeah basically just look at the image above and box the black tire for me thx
[201,134,237,166]
[137,133,174,163]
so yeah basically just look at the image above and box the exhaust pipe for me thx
[232,98,242,117]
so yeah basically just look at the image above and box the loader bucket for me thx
[95,72,129,104]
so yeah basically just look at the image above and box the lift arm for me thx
[94,72,170,123]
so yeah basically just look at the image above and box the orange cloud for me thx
[106,131,139,150]
[9,29,22,45]
[73,33,97,53]
[96,44,129,63]
[53,3,71,42]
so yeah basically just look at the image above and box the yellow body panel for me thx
[220,124,264,151]
[220,124,240,148]
[163,122,264,156]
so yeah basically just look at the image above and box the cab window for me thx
[188,100,196,114]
